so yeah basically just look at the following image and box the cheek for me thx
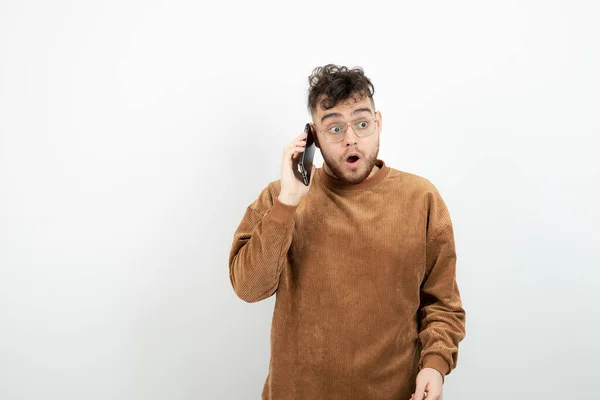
[321,145,341,160]
[367,137,380,152]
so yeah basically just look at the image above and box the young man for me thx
[229,64,466,400]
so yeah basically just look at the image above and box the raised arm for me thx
[229,129,316,302]
[228,184,298,303]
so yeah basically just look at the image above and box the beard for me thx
[320,138,380,184]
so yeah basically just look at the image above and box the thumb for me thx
[414,383,427,400]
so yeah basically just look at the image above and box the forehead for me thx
[314,95,374,120]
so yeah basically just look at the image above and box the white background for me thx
[1,1,599,399]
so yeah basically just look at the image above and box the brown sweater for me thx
[229,159,466,399]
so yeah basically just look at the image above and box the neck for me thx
[318,159,389,191]
[323,163,380,180]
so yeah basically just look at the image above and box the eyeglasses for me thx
[315,116,379,143]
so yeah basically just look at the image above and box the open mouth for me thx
[345,154,361,167]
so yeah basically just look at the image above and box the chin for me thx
[335,160,374,184]
[342,169,370,184]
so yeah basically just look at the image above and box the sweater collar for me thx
[317,159,390,191]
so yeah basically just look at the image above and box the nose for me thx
[342,124,358,146]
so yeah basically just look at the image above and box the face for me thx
[311,95,382,184]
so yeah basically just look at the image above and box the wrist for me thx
[278,192,301,206]
[422,354,449,383]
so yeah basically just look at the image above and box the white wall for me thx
[1,1,598,399]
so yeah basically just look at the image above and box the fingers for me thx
[292,145,305,155]
[283,132,308,161]
[410,393,436,400]
[288,131,307,149]
[413,386,427,400]
[297,130,308,140]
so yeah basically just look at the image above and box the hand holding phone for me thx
[278,124,317,206]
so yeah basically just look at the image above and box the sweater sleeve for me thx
[228,183,298,303]
[418,185,466,382]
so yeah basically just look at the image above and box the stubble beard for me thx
[321,139,380,184]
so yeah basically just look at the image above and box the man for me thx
[229,64,466,400]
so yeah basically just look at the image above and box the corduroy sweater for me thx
[229,159,466,399]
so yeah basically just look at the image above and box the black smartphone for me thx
[298,123,316,186]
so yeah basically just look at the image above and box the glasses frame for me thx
[314,113,380,143]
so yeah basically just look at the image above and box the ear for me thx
[310,123,321,148]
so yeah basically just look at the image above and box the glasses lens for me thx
[323,122,348,142]
[352,118,376,137]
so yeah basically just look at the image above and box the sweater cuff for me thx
[267,198,298,223]
[422,354,449,383]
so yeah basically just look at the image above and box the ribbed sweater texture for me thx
[229,159,466,399]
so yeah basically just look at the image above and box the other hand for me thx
[409,368,443,400]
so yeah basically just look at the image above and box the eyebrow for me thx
[320,107,373,123]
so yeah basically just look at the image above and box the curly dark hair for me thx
[307,64,375,115]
